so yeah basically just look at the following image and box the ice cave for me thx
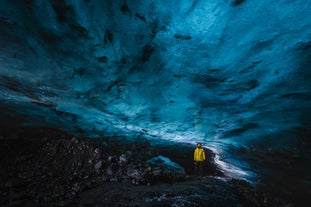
[0,0,310,206]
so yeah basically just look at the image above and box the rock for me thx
[58,200,74,206]
[119,154,128,164]
[110,178,118,182]
[131,179,137,185]
[72,183,80,192]
[108,156,116,162]
[126,151,132,156]
[147,155,185,175]
[71,137,78,144]
[102,176,108,182]
[94,148,100,154]
[151,168,162,176]
[94,161,102,170]
[127,169,140,178]
[146,155,186,181]
[106,166,113,175]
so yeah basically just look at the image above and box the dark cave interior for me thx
[0,0,311,206]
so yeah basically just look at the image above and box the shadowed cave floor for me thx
[0,127,292,207]
[79,176,282,207]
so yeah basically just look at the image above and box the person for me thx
[194,142,206,176]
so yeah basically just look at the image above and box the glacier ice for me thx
[0,0,311,202]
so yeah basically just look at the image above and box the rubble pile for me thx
[0,135,186,206]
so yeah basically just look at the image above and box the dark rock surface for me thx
[80,176,288,207]
[0,128,289,206]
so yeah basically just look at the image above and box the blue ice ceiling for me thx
[0,0,311,153]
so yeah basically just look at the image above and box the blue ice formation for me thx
[0,0,311,195]
[147,155,185,175]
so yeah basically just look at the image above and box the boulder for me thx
[146,155,185,181]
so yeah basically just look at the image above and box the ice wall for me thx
[0,0,311,186]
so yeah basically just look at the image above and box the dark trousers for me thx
[194,161,204,176]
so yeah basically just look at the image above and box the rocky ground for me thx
[0,128,288,207]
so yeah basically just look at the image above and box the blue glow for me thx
[0,0,310,196]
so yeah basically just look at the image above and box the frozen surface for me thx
[0,0,310,194]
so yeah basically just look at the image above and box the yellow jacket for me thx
[194,147,206,161]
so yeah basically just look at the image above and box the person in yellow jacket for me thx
[194,142,205,176]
